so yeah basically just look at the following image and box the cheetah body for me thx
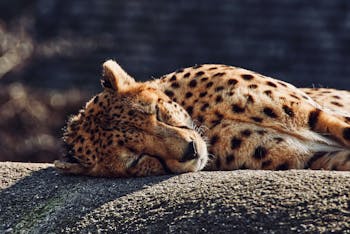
[55,60,350,177]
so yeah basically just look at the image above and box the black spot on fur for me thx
[231,137,242,149]
[170,75,177,81]
[283,105,295,117]
[215,95,223,103]
[186,106,193,115]
[77,135,84,143]
[266,81,277,88]
[241,129,252,137]
[308,109,321,130]
[184,72,191,78]
[171,82,180,88]
[215,111,224,119]
[127,110,135,116]
[215,86,224,92]
[201,77,208,82]
[201,103,210,111]
[343,128,350,140]
[226,154,235,164]
[228,79,238,85]
[253,146,268,159]
[206,82,214,88]
[277,81,288,87]
[345,117,350,123]
[193,64,202,69]
[241,74,254,80]
[251,117,263,123]
[257,130,267,136]
[246,94,255,104]
[209,67,218,70]
[248,84,258,89]
[164,90,174,97]
[195,71,205,76]
[199,91,207,97]
[197,115,204,123]
[263,90,272,97]
[276,163,289,170]
[232,104,245,113]
[185,92,193,98]
[213,72,225,77]
[331,101,344,107]
[210,135,219,145]
[290,94,300,100]
[211,120,221,126]
[189,80,197,87]
[118,140,124,146]
[263,107,278,118]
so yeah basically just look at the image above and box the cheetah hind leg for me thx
[307,150,350,171]
[309,108,350,147]
[54,160,89,175]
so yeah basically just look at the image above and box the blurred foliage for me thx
[1,1,350,162]
[0,2,93,162]
[0,83,88,162]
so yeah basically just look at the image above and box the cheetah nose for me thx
[180,141,198,162]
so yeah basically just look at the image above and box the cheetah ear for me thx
[101,60,136,91]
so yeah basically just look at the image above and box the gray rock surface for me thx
[0,162,349,233]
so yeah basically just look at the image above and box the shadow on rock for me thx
[0,166,173,232]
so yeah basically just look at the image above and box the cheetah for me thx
[54,60,350,177]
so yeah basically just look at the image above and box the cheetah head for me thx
[55,60,208,177]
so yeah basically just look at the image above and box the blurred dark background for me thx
[1,0,350,162]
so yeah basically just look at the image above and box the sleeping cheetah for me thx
[55,60,350,177]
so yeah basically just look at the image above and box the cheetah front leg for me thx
[204,121,350,171]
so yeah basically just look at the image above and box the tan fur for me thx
[55,60,350,177]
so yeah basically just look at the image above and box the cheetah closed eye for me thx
[54,60,350,177]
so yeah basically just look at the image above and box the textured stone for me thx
[1,162,349,233]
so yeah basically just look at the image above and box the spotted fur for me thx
[54,60,350,177]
